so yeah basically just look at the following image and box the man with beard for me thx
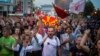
[42,27,61,56]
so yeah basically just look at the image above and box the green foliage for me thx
[83,0,95,17]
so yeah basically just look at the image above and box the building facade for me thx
[0,0,34,16]
[22,0,33,14]
[0,0,16,15]
[41,5,52,12]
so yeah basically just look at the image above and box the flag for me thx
[53,4,69,19]
[69,0,85,14]
[42,16,57,26]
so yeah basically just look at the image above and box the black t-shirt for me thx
[70,46,89,56]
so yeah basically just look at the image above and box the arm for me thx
[37,33,48,45]
[40,33,48,45]
[72,25,81,38]
[56,37,61,56]
[12,44,20,51]
[60,34,70,46]
[60,39,70,46]
[80,29,90,53]
[57,46,61,56]
[69,52,73,56]
[4,37,16,52]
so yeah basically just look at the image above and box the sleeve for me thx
[12,44,20,51]
[11,36,16,47]
[72,25,81,38]
[36,33,43,45]
[56,37,60,46]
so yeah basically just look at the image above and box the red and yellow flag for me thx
[42,16,57,27]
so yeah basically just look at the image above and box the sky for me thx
[34,0,100,9]
[34,0,54,7]
[91,0,100,9]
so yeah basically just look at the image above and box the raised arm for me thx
[80,29,90,53]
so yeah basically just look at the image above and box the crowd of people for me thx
[0,14,100,56]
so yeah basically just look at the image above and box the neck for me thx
[67,32,70,35]
[15,33,19,35]
[4,36,9,38]
[49,36,54,39]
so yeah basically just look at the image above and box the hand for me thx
[44,33,48,38]
[84,29,90,34]
[77,25,81,29]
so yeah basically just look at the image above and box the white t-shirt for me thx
[12,44,33,56]
[42,35,60,56]
[36,33,43,45]
[31,37,42,51]
[61,33,70,50]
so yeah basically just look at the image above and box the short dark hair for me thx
[48,26,55,31]
[65,26,73,31]
[2,26,11,34]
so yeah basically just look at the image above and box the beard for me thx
[48,34,54,38]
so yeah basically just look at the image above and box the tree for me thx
[83,0,95,17]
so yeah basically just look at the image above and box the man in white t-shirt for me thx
[42,27,61,56]
[60,26,73,56]
[60,26,81,56]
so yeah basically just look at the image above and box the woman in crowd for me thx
[79,28,100,56]
[12,27,22,56]
[89,28,100,56]
[12,34,34,56]
[69,33,89,56]
[30,28,42,56]
[89,39,100,56]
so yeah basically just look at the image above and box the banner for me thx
[69,0,85,14]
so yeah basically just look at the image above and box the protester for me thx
[79,28,100,56]
[30,28,42,56]
[0,9,99,56]
[42,27,61,56]
[0,27,16,56]
[12,34,33,56]
[69,34,89,56]
[12,27,22,56]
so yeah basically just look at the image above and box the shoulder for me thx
[0,37,3,40]
[53,36,59,39]
[36,33,42,38]
[9,36,16,42]
[61,33,68,36]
